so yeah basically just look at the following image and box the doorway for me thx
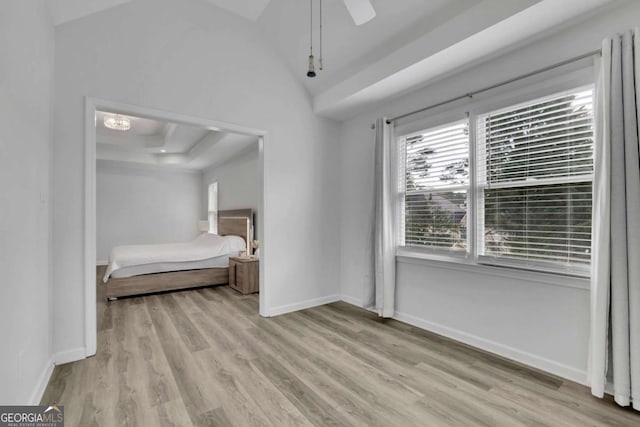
[84,97,267,356]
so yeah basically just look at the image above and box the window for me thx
[399,120,469,252]
[477,89,594,271]
[208,182,218,234]
[398,86,594,275]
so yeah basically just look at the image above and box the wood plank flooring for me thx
[42,270,640,426]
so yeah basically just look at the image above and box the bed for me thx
[103,209,253,299]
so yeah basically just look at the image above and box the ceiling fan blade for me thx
[343,0,376,26]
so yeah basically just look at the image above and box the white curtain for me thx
[589,29,640,410]
[366,117,396,318]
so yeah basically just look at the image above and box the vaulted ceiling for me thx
[50,0,618,120]
[256,0,486,96]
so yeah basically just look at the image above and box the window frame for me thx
[395,67,595,278]
[398,118,471,259]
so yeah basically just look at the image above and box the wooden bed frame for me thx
[104,209,253,299]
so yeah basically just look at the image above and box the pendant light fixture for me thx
[306,0,316,77]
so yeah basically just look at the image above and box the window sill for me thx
[396,248,590,291]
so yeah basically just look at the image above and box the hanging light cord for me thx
[319,0,323,70]
[306,0,316,77]
[309,0,313,56]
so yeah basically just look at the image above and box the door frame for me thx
[84,96,268,356]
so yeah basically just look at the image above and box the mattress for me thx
[104,233,246,282]
[110,254,232,279]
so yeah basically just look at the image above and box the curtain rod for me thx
[379,49,602,126]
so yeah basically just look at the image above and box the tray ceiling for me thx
[96,110,257,170]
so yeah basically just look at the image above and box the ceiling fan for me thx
[306,0,376,78]
[343,0,376,26]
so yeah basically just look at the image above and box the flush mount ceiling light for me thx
[104,114,131,131]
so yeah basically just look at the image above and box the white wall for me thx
[96,160,203,262]
[202,146,261,239]
[338,0,640,384]
[52,0,341,356]
[0,1,54,404]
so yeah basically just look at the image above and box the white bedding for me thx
[104,233,246,282]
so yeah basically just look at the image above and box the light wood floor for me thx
[42,272,639,426]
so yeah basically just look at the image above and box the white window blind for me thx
[399,120,469,251]
[476,87,594,271]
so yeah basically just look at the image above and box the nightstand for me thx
[229,257,259,294]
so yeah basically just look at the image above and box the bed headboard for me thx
[218,209,253,255]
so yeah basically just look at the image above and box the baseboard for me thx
[339,294,364,308]
[53,347,86,365]
[28,358,54,405]
[96,260,108,266]
[393,311,588,386]
[267,294,341,317]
